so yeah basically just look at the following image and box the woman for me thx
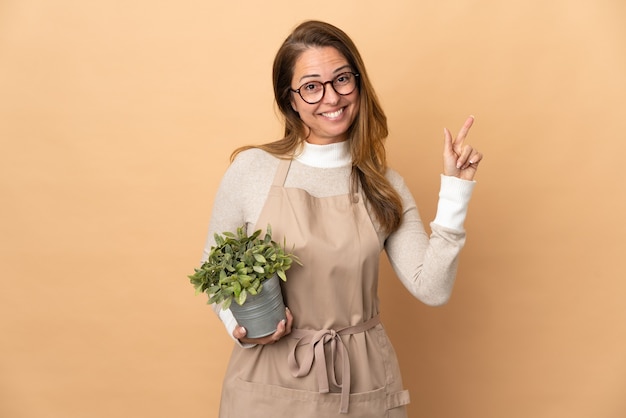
[202,20,482,417]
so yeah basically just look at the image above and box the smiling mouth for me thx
[320,108,344,119]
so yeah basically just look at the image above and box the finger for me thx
[461,150,483,171]
[453,116,474,155]
[468,151,483,166]
[457,144,474,169]
[456,115,475,141]
[284,307,293,335]
[267,319,287,343]
[232,325,247,340]
[276,319,286,335]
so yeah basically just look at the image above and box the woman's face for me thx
[290,46,359,145]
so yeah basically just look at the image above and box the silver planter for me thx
[229,274,286,339]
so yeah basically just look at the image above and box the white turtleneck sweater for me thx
[203,140,475,340]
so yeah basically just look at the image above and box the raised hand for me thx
[443,115,483,181]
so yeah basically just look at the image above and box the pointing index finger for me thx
[456,115,475,142]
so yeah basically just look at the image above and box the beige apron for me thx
[218,158,410,417]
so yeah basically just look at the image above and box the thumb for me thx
[443,128,454,155]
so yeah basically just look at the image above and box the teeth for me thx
[322,108,343,118]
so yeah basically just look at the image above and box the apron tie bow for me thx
[287,315,380,414]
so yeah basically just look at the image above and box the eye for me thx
[302,82,321,92]
[335,73,352,85]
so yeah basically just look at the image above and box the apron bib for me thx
[218,158,410,417]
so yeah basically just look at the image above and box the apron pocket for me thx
[224,378,392,418]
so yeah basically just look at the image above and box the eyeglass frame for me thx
[290,72,360,104]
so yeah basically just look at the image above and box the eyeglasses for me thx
[291,72,360,104]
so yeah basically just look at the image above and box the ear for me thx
[290,97,298,113]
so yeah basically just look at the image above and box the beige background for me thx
[1,1,625,417]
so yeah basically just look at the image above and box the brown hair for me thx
[232,20,403,234]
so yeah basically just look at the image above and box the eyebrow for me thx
[298,65,352,83]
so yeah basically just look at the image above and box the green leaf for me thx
[238,275,252,287]
[236,289,247,306]
[232,281,241,298]
[252,265,265,274]
[214,233,225,246]
[277,270,287,281]
[264,224,272,243]
[253,253,266,263]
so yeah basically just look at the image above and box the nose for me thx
[321,81,340,104]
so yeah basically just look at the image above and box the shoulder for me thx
[385,167,410,193]
[224,148,283,182]
[384,167,417,212]
[216,148,282,193]
[213,148,282,218]
[231,148,281,170]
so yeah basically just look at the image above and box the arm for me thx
[385,116,482,305]
[385,174,475,305]
[201,150,293,345]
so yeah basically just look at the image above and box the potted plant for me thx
[188,224,301,338]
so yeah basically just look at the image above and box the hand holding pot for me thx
[233,307,293,345]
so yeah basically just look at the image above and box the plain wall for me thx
[1,1,625,417]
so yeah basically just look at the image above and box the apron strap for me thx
[287,315,381,414]
[272,158,292,187]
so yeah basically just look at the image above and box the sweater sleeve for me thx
[433,175,476,230]
[384,173,475,306]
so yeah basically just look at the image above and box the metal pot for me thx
[229,274,286,338]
